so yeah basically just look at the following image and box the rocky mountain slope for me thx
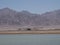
[0,8,60,26]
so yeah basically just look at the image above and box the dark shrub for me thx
[18,28,21,31]
[27,28,31,31]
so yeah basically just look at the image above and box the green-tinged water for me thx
[0,34,60,45]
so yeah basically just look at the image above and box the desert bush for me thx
[26,28,31,31]
[53,29,60,30]
[18,28,21,31]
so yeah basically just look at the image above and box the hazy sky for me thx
[0,0,60,14]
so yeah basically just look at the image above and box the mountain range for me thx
[0,8,60,26]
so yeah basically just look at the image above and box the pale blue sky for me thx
[0,0,60,14]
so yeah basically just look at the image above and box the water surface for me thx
[0,34,60,45]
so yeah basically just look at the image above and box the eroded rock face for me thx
[0,8,60,26]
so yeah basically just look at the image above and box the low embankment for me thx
[0,30,60,34]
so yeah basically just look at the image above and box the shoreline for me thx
[0,31,60,34]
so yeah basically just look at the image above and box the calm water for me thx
[0,34,60,45]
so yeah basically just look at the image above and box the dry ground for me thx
[0,30,60,34]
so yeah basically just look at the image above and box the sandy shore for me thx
[0,30,60,34]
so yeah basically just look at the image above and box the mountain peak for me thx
[21,10,31,14]
[0,7,17,13]
[2,7,11,10]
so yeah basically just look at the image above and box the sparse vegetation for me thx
[26,28,31,31]
[53,29,60,30]
[18,28,21,31]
